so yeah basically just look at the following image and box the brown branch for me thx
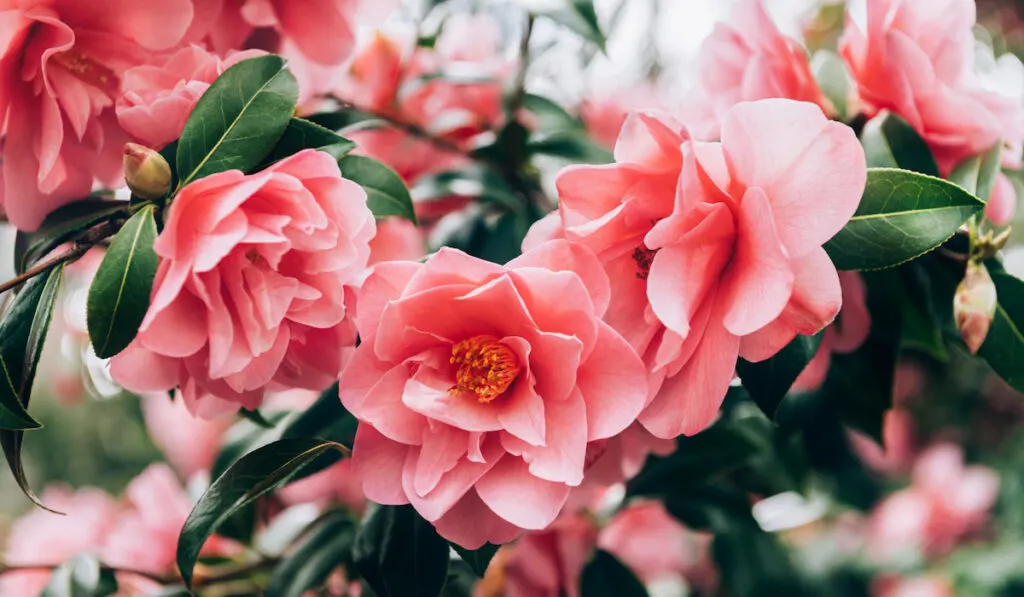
[0,245,88,296]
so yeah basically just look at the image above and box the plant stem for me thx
[0,245,88,296]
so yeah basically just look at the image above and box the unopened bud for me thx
[954,261,998,354]
[123,143,171,199]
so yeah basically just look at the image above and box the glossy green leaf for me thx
[451,543,499,578]
[860,111,939,175]
[824,168,985,270]
[527,131,612,164]
[41,555,117,597]
[338,155,417,223]
[579,550,648,597]
[14,199,126,274]
[534,0,606,51]
[412,167,523,212]
[948,142,1002,202]
[177,437,346,589]
[353,505,450,597]
[737,333,824,421]
[522,93,583,131]
[86,205,158,358]
[306,108,384,133]
[811,50,849,120]
[266,512,355,597]
[238,407,275,429]
[979,271,1024,392]
[259,117,357,168]
[176,55,298,188]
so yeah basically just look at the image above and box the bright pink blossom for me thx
[840,0,1024,223]
[141,393,233,479]
[0,0,197,230]
[792,272,870,391]
[682,0,832,140]
[548,100,865,438]
[116,45,264,150]
[341,241,648,547]
[111,150,375,418]
[869,443,1000,559]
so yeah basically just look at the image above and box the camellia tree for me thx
[0,0,1023,595]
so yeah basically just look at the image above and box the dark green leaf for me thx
[1,265,63,508]
[307,108,384,133]
[860,111,939,175]
[176,55,298,188]
[948,142,1002,202]
[412,167,522,212]
[338,155,417,223]
[979,271,1024,392]
[450,543,498,578]
[353,504,449,597]
[522,94,583,131]
[824,168,985,270]
[41,555,117,597]
[86,205,158,358]
[211,410,291,479]
[810,50,849,120]
[527,131,612,163]
[238,407,275,429]
[177,437,346,589]
[267,512,355,597]
[14,199,125,274]
[579,550,648,597]
[259,117,356,168]
[737,333,824,421]
[535,0,606,51]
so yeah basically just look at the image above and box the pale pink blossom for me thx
[849,408,917,476]
[792,272,870,392]
[342,241,648,547]
[141,393,233,479]
[0,0,197,230]
[682,0,832,140]
[368,217,426,264]
[277,459,366,514]
[547,100,865,439]
[111,150,375,418]
[117,45,265,150]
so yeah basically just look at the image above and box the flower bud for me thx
[123,142,171,199]
[954,261,998,354]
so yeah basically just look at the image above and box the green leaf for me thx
[948,142,1002,202]
[238,407,275,429]
[338,155,417,223]
[177,437,346,589]
[860,111,939,175]
[579,550,648,597]
[86,205,158,358]
[522,94,584,131]
[810,50,849,120]
[535,0,606,51]
[979,271,1024,392]
[352,504,450,597]
[259,117,357,168]
[306,108,383,133]
[450,543,498,578]
[412,167,523,212]
[176,55,298,188]
[824,168,985,270]
[0,265,63,508]
[267,512,355,597]
[737,333,824,421]
[527,131,613,164]
[41,555,118,597]
[14,199,126,274]
[211,409,291,480]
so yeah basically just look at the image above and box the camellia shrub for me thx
[0,0,1023,595]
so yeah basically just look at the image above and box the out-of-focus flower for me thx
[277,459,366,514]
[682,0,832,140]
[580,83,666,149]
[954,261,998,354]
[111,150,375,418]
[850,408,918,476]
[872,574,954,597]
[793,272,871,392]
[342,241,648,547]
[141,393,233,479]
[368,217,426,264]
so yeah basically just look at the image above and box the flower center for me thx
[449,335,521,403]
[50,49,119,95]
[632,245,657,280]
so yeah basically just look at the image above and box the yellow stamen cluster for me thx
[449,335,521,403]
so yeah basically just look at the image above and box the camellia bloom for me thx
[792,272,871,392]
[548,100,865,438]
[111,149,375,418]
[341,240,648,547]
[681,0,832,140]
[117,45,265,150]
[840,0,1024,223]
[0,0,197,229]
[141,393,233,479]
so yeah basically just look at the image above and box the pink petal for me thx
[352,425,411,505]
[403,366,503,433]
[613,111,687,171]
[517,388,588,485]
[412,424,469,498]
[577,321,648,440]
[109,343,180,393]
[432,489,524,549]
[404,436,503,521]
[508,240,611,317]
[475,457,571,530]
[986,172,1017,225]
[355,260,421,342]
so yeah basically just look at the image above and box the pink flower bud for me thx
[954,261,998,354]
[123,143,171,200]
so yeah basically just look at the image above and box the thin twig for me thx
[338,100,467,155]
[0,245,88,296]
[505,13,536,121]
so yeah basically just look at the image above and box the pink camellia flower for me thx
[368,217,426,264]
[792,272,871,392]
[117,45,265,150]
[849,408,917,476]
[869,443,1000,560]
[547,99,865,439]
[110,149,375,418]
[0,485,118,596]
[840,0,1024,224]
[599,501,717,593]
[141,393,233,479]
[278,459,367,514]
[475,513,599,597]
[681,0,832,140]
[580,83,667,150]
[0,0,197,230]
[341,240,648,547]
